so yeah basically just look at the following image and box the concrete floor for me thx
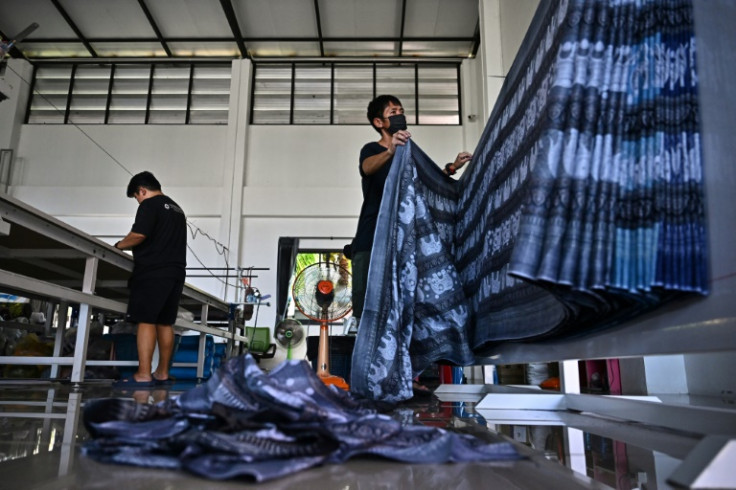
[0,380,694,489]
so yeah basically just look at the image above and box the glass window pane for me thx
[376,65,417,125]
[108,65,151,124]
[418,65,460,125]
[190,65,231,125]
[333,65,373,124]
[27,65,73,124]
[293,65,331,124]
[252,64,292,124]
[69,65,111,124]
[149,65,189,124]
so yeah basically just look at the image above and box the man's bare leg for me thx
[153,324,174,381]
[134,322,156,381]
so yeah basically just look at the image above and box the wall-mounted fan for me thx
[292,261,351,389]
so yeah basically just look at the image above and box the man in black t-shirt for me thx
[349,95,472,332]
[113,171,187,388]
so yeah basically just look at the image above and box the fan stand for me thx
[316,313,349,390]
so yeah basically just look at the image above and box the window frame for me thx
[250,61,463,126]
[25,61,232,126]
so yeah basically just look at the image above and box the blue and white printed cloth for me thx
[352,0,707,402]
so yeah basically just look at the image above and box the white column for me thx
[478,0,505,122]
[460,58,484,152]
[218,59,253,302]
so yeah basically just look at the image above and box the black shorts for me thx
[126,277,185,325]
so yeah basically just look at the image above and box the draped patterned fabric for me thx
[351,143,475,402]
[83,355,519,482]
[351,0,706,402]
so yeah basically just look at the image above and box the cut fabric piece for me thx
[83,354,519,482]
[352,0,707,402]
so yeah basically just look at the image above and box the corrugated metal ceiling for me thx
[0,0,480,61]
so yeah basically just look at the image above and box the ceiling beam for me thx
[398,0,407,56]
[313,0,325,57]
[26,36,476,43]
[50,0,97,57]
[0,28,26,59]
[36,58,236,65]
[137,0,172,57]
[218,0,247,58]
[35,57,464,65]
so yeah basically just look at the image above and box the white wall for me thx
[499,0,540,74]
[477,0,539,121]
[9,124,230,295]
[13,125,228,187]
[461,58,485,152]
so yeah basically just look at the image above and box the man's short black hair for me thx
[126,171,162,198]
[367,95,402,134]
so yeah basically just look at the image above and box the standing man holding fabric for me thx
[113,171,187,388]
[349,95,472,333]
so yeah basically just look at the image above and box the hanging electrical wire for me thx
[186,221,229,258]
[186,244,240,290]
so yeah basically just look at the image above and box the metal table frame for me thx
[0,192,247,383]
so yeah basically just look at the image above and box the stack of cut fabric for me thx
[83,355,519,482]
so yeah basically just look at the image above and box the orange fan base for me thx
[316,323,349,390]
[319,373,349,390]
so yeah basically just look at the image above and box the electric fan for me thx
[259,318,307,370]
[274,319,306,360]
[292,261,352,389]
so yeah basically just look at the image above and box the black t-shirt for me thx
[352,141,393,253]
[131,194,187,280]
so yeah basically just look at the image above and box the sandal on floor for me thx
[152,374,175,386]
[113,377,154,388]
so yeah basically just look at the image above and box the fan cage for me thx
[274,319,306,348]
[292,262,352,322]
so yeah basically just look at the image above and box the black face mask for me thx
[386,114,407,135]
